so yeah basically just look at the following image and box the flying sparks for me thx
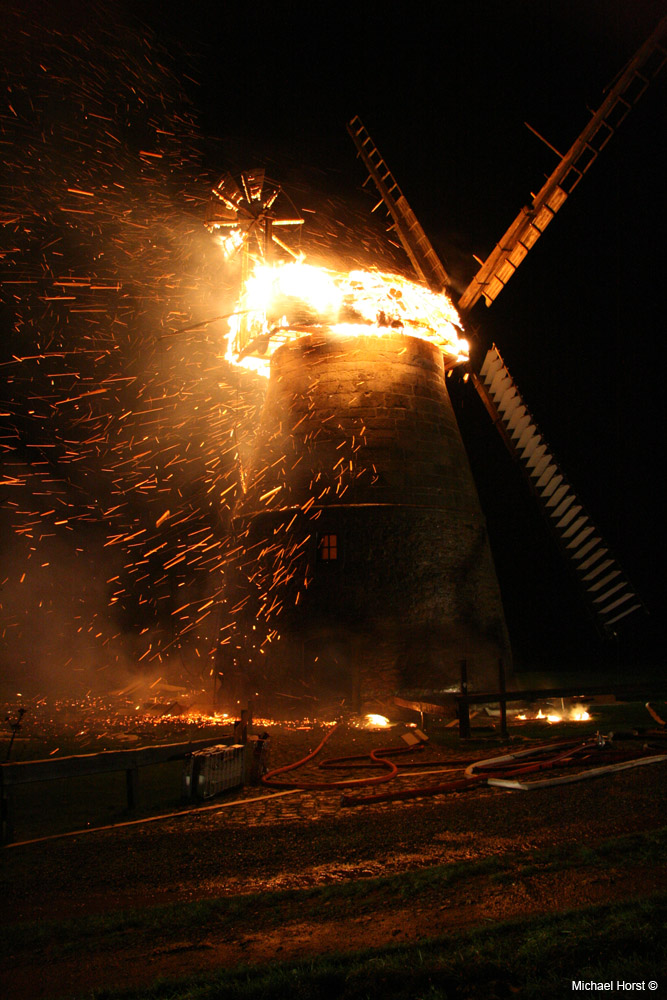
[0,4,262,692]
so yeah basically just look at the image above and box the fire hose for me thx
[12,731,665,848]
[261,726,667,804]
[465,734,667,791]
[340,733,667,807]
[261,724,429,790]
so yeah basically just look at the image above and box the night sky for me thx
[1,0,665,695]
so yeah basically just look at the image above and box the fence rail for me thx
[1,735,237,845]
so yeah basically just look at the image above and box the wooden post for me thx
[125,766,139,811]
[1,774,13,845]
[351,638,362,715]
[235,709,251,745]
[498,657,508,739]
[459,659,471,739]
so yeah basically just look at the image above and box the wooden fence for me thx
[1,736,236,845]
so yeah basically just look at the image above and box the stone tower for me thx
[231,329,510,711]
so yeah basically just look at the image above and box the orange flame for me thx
[224,261,468,378]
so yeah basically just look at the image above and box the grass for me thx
[4,825,666,960]
[82,892,667,999]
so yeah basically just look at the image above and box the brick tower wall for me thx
[232,332,511,709]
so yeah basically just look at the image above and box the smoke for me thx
[0,508,118,696]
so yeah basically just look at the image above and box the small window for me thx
[318,533,338,561]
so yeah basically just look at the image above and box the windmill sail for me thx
[458,14,667,311]
[206,171,304,357]
[474,346,645,634]
[347,116,452,293]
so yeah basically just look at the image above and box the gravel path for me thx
[2,723,667,998]
[3,725,666,921]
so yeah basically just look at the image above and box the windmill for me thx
[347,14,667,641]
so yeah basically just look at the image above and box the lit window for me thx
[318,533,338,561]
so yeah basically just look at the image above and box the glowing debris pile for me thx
[515,706,591,724]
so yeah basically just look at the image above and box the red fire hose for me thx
[340,734,667,807]
[261,724,425,790]
[262,727,667,804]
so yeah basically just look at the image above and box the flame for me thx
[365,713,390,728]
[515,704,591,724]
[224,260,468,377]
[216,229,245,260]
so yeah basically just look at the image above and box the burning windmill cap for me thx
[205,167,469,376]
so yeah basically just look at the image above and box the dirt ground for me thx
[2,723,667,999]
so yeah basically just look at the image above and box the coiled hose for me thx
[262,727,667,805]
[261,724,424,790]
[341,733,667,807]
